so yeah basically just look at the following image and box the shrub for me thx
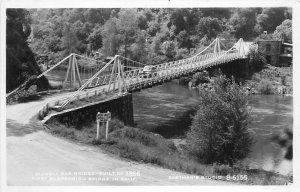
[248,48,266,72]
[191,71,210,87]
[107,127,177,164]
[110,127,176,151]
[109,118,125,132]
[186,73,253,165]
[46,121,289,185]
[258,80,273,94]
[281,76,287,86]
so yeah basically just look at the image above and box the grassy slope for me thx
[46,120,290,185]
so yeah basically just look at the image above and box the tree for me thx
[130,30,147,62]
[248,46,266,71]
[6,9,49,92]
[190,71,210,87]
[229,8,258,40]
[168,9,189,35]
[84,8,114,25]
[101,17,121,56]
[61,22,80,55]
[176,30,192,49]
[88,25,103,51]
[273,19,292,43]
[201,8,232,19]
[255,8,290,34]
[175,48,189,60]
[117,9,139,58]
[186,73,253,165]
[160,40,176,60]
[196,17,223,40]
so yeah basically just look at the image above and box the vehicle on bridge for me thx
[141,65,158,78]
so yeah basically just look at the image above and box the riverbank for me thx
[184,65,293,95]
[244,65,293,95]
[46,120,291,185]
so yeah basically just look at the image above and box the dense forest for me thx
[7,8,292,92]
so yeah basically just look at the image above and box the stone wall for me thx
[45,94,134,128]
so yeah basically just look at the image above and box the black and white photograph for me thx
[1,0,299,191]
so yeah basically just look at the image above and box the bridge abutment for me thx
[45,94,134,128]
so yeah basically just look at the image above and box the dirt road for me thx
[6,94,231,186]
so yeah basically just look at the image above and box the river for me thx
[132,80,293,175]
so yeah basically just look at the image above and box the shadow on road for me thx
[6,119,45,137]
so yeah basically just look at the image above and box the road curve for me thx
[6,94,231,186]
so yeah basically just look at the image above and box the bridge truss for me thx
[7,37,249,114]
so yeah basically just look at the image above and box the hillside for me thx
[6,9,49,93]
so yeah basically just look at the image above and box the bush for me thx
[46,120,289,185]
[107,127,178,164]
[109,118,125,132]
[186,73,253,165]
[110,127,176,151]
[190,71,210,87]
[258,80,273,94]
[248,48,266,72]
[281,76,287,86]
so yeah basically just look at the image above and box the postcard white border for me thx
[1,0,300,192]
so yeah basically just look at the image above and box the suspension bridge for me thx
[7,38,250,119]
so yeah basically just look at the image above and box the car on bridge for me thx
[140,65,158,78]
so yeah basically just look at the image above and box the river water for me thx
[132,80,293,175]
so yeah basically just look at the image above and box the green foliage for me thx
[160,40,177,59]
[24,8,292,68]
[273,19,292,43]
[61,22,80,55]
[101,17,121,56]
[47,120,290,185]
[117,9,139,58]
[87,25,103,51]
[229,8,258,39]
[186,73,253,165]
[247,47,266,71]
[258,80,273,94]
[130,30,147,62]
[191,71,210,87]
[6,9,49,93]
[255,8,291,34]
[109,119,125,132]
[196,17,223,40]
[175,48,189,60]
[281,76,287,86]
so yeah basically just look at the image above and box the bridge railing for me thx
[38,52,245,119]
[123,51,242,88]
[38,38,248,117]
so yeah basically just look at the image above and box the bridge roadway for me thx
[54,51,247,110]
[7,50,248,123]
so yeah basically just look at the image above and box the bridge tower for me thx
[213,38,221,53]
[107,55,127,94]
[62,54,82,89]
[237,38,246,57]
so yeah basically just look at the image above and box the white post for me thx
[96,122,100,140]
[96,112,100,141]
[238,38,242,56]
[105,111,111,140]
[105,121,109,140]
